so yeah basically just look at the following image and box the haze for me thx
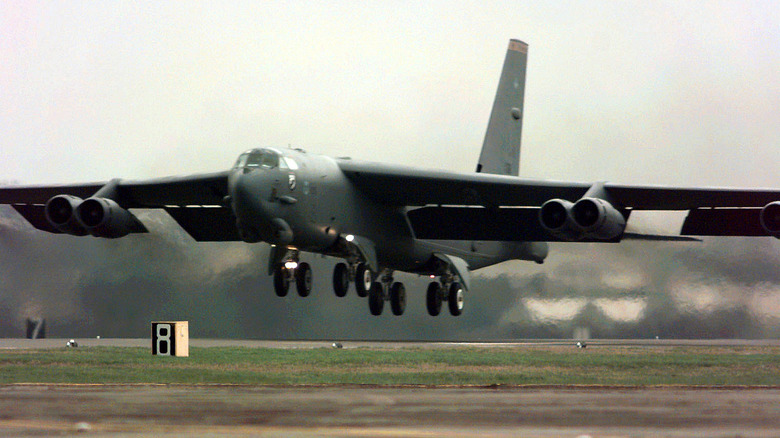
[1,1,779,338]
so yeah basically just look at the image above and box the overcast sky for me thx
[2,1,780,337]
[2,1,778,188]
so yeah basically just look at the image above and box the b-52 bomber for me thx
[3,40,780,317]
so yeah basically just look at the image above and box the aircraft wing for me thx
[0,171,239,241]
[337,159,780,240]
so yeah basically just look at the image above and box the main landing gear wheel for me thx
[273,263,290,297]
[332,262,349,297]
[448,282,464,316]
[355,263,372,298]
[295,262,313,297]
[368,282,384,316]
[390,282,406,316]
[426,282,442,316]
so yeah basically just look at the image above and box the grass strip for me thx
[1,345,779,386]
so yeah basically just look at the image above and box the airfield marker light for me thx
[285,261,298,270]
[430,275,435,279]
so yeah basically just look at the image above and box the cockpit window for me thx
[260,152,279,169]
[246,152,263,167]
[235,149,280,169]
[234,153,249,169]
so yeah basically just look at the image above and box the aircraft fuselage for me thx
[228,147,541,275]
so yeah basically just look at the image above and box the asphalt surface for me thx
[2,385,780,437]
[2,339,780,437]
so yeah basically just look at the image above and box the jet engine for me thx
[760,201,780,236]
[539,199,578,240]
[540,197,626,241]
[45,195,88,236]
[75,197,141,238]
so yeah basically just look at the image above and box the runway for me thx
[2,338,780,437]
[2,385,780,437]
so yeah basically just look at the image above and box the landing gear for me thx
[448,282,464,316]
[272,249,313,298]
[332,260,373,298]
[295,262,312,297]
[390,282,406,316]
[354,262,372,298]
[332,262,349,297]
[368,282,384,316]
[364,271,406,316]
[426,282,442,316]
[270,249,462,318]
[426,276,464,317]
[273,263,290,297]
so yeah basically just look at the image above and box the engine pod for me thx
[539,199,580,241]
[570,197,626,241]
[760,201,780,236]
[44,195,88,236]
[75,197,146,238]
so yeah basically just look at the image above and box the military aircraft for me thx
[3,39,780,317]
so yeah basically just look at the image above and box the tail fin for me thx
[476,39,528,176]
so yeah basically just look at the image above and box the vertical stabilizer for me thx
[476,39,528,176]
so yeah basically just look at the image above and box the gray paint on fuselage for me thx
[230,147,540,275]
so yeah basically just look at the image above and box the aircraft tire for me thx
[390,282,406,316]
[295,262,313,297]
[273,264,289,297]
[426,282,442,316]
[448,282,464,316]
[368,282,384,316]
[355,263,372,298]
[332,263,349,297]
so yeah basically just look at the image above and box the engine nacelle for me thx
[75,197,139,238]
[570,197,626,240]
[760,201,780,236]
[539,197,626,241]
[539,199,579,241]
[45,195,88,236]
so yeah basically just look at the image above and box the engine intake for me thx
[539,197,626,241]
[45,195,88,236]
[760,201,780,235]
[539,199,578,241]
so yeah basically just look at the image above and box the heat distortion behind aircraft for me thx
[3,39,780,317]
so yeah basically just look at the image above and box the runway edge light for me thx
[151,321,189,357]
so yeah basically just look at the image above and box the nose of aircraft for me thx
[228,169,266,242]
[228,168,294,245]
